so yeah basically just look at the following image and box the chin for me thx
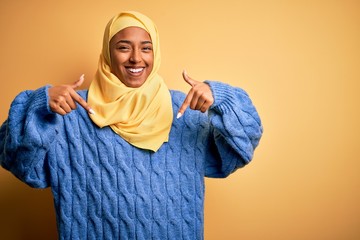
[124,80,146,88]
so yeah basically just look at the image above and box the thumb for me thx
[182,70,197,87]
[71,74,85,89]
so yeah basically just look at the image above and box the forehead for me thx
[111,26,151,43]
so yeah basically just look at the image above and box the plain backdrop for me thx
[0,0,359,239]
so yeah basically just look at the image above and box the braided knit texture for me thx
[0,81,262,240]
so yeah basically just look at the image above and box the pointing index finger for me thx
[177,90,194,119]
[70,90,95,115]
[71,74,96,115]
[177,70,197,119]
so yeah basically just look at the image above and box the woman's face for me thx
[109,27,154,88]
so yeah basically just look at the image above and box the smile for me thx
[127,68,144,73]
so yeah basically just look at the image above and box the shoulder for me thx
[170,89,186,100]
[169,90,186,108]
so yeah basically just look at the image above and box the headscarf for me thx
[87,11,173,152]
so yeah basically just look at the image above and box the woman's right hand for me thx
[48,74,95,116]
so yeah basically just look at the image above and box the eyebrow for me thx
[116,40,152,45]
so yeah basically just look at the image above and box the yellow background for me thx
[1,0,359,239]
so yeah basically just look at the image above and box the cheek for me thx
[145,55,154,69]
[111,54,126,71]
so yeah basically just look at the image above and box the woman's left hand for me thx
[177,70,214,119]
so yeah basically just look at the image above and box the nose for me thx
[129,49,141,63]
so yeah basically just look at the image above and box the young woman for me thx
[0,11,263,239]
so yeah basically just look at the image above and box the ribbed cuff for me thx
[27,85,54,115]
[205,81,237,114]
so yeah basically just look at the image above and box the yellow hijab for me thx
[88,11,173,152]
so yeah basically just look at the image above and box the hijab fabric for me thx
[88,11,173,152]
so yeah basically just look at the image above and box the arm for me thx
[0,86,58,188]
[204,81,263,178]
[177,71,263,178]
[0,75,92,188]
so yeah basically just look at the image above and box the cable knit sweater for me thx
[0,81,262,240]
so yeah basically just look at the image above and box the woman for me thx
[0,11,262,239]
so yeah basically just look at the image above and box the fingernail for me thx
[176,112,182,119]
[89,108,96,115]
[80,74,85,81]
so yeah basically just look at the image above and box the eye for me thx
[142,46,153,52]
[117,45,130,51]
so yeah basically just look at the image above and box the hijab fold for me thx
[88,11,173,152]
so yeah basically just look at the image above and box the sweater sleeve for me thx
[204,81,263,178]
[0,86,58,188]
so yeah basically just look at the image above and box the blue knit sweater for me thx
[0,81,262,240]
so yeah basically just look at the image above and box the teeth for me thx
[128,68,143,73]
